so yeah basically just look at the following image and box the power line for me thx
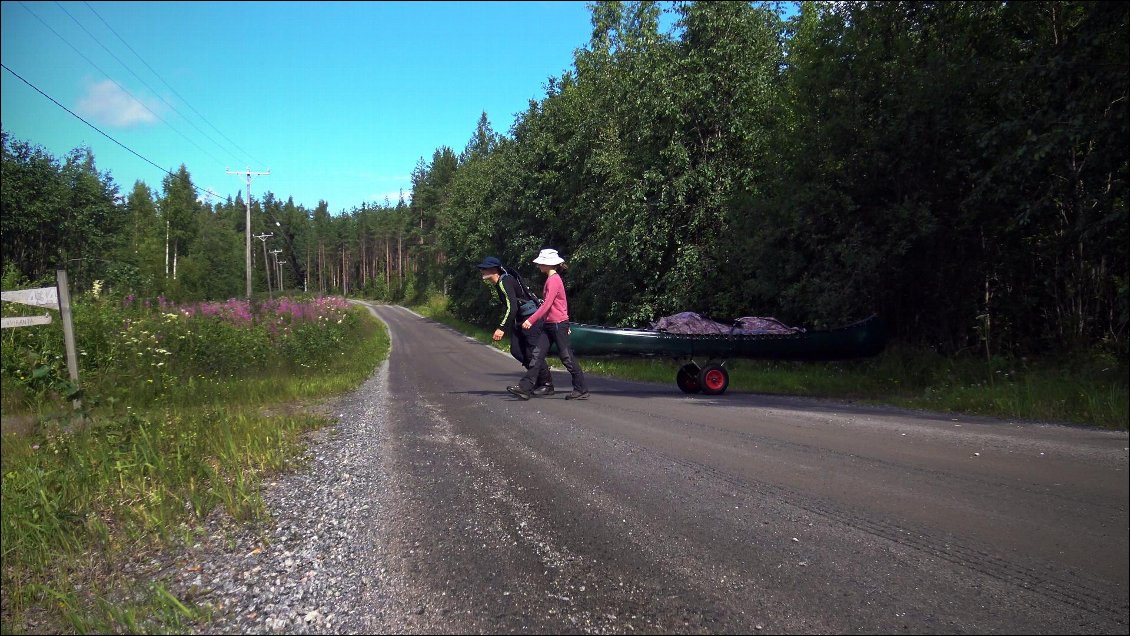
[80,1,267,167]
[53,0,245,167]
[17,1,230,168]
[2,62,228,202]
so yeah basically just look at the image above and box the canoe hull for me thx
[565,315,886,361]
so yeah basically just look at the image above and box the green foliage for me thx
[173,213,244,302]
[1,295,366,410]
[1,133,123,293]
[279,312,356,371]
[766,0,1128,355]
[2,0,1126,359]
[424,0,1126,358]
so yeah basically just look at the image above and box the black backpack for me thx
[500,265,542,317]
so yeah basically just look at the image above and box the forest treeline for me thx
[2,1,1126,358]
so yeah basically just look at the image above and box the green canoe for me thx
[567,314,886,360]
[559,315,887,395]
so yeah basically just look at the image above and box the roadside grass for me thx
[413,299,1127,430]
[1,299,389,634]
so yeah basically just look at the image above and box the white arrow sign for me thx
[1,314,53,329]
[1,286,59,310]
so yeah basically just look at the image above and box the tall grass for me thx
[1,295,390,633]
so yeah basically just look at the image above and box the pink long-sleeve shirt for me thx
[527,272,569,324]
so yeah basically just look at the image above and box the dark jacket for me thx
[492,274,526,332]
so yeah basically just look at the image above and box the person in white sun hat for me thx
[507,248,589,401]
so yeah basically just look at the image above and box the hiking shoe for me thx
[531,385,555,397]
[506,385,531,400]
[565,390,590,400]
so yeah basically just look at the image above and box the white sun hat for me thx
[532,248,565,266]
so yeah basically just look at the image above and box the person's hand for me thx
[521,320,532,330]
[492,328,504,341]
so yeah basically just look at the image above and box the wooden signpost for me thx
[1,270,81,408]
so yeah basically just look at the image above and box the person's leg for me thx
[551,321,587,394]
[508,329,525,366]
[537,358,553,388]
[516,327,553,389]
[515,322,548,393]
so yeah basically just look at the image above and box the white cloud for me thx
[373,190,411,205]
[76,79,159,127]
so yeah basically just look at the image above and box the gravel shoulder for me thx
[165,362,407,634]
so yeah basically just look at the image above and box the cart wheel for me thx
[698,363,729,395]
[676,363,702,393]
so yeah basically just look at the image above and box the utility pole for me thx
[270,249,283,292]
[276,260,287,293]
[255,233,274,299]
[227,167,270,299]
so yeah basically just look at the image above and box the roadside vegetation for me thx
[0,293,389,634]
[414,295,1127,431]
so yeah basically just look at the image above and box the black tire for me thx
[676,363,702,393]
[698,363,729,395]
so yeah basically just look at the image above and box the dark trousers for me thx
[520,321,587,393]
[510,322,552,387]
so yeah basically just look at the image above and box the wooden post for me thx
[56,270,81,410]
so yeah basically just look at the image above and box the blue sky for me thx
[1,1,631,213]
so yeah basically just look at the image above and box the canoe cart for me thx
[562,314,887,395]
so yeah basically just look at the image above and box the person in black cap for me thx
[477,256,554,395]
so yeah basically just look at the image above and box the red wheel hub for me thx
[703,369,726,391]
